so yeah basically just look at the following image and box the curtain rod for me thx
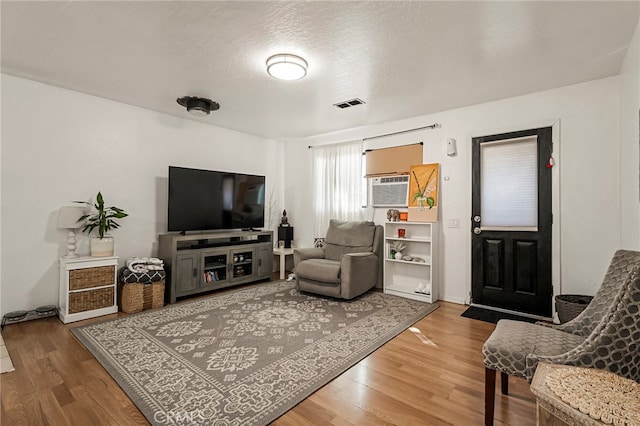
[307,122,441,148]
[363,123,441,142]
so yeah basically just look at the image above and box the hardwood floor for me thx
[0,288,535,425]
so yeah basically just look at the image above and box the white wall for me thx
[4,26,637,315]
[619,16,640,250]
[286,76,622,304]
[0,74,285,316]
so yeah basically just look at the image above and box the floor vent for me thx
[333,98,366,109]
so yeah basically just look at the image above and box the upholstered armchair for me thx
[482,249,640,426]
[294,219,383,300]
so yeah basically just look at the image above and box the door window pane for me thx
[481,136,537,228]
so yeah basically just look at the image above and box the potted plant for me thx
[75,191,128,257]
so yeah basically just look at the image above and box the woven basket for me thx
[555,294,593,323]
[69,266,115,290]
[69,287,115,314]
[119,280,164,314]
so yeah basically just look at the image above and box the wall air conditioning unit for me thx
[371,175,410,207]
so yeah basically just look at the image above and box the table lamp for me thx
[57,206,85,258]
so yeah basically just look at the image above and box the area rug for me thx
[461,305,538,324]
[72,281,438,425]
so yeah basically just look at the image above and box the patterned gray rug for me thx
[72,281,438,425]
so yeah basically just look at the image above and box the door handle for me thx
[473,227,482,235]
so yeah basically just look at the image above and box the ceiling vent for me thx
[333,98,366,109]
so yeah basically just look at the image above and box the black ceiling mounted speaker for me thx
[176,96,220,117]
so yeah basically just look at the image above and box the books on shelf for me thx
[204,270,221,283]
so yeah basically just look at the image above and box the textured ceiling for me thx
[2,1,638,140]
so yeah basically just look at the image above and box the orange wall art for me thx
[408,163,439,222]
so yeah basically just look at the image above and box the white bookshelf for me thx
[383,221,438,303]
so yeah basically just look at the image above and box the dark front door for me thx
[471,127,553,317]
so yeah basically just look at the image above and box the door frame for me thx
[465,119,562,319]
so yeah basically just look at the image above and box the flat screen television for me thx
[168,166,265,232]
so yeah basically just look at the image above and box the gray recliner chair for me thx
[294,219,383,300]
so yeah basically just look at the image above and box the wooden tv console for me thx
[158,230,273,303]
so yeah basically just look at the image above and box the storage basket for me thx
[69,266,115,290]
[555,294,593,323]
[69,287,115,314]
[119,280,164,314]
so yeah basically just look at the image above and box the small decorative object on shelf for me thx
[389,240,407,258]
[399,212,408,221]
[415,282,431,295]
[398,228,406,238]
[280,209,289,226]
[386,209,400,221]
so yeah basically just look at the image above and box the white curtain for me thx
[312,140,363,238]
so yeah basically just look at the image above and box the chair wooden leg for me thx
[485,367,496,426]
[501,372,509,395]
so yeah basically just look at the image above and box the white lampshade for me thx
[57,206,85,229]
[266,54,308,80]
[58,206,85,258]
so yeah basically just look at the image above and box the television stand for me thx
[158,230,273,303]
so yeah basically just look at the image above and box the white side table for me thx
[59,256,118,323]
[273,247,295,280]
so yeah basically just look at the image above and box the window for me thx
[480,136,538,229]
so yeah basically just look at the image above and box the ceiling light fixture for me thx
[176,96,220,116]
[266,54,308,80]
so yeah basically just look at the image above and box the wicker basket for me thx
[69,287,115,314]
[69,266,115,290]
[555,294,593,324]
[119,280,165,314]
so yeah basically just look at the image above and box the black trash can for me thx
[555,294,593,323]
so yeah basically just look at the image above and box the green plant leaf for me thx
[75,191,127,238]
[427,197,435,209]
